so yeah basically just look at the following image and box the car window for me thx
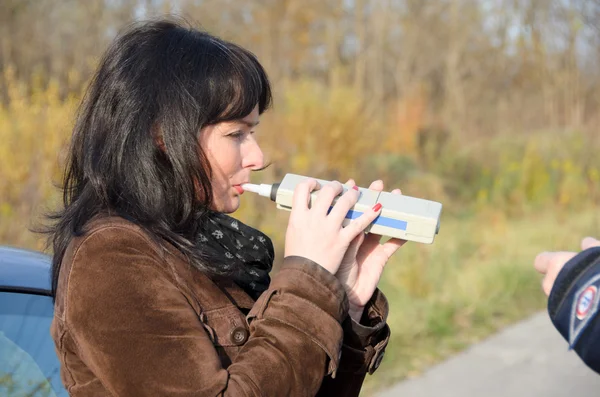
[0,291,67,396]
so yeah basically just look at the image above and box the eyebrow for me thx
[240,120,260,128]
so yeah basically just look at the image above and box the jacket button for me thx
[230,326,249,345]
[372,351,385,371]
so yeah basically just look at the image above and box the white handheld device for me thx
[241,173,442,244]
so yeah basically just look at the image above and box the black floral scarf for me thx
[194,212,274,300]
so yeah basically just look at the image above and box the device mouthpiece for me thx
[240,183,260,193]
[240,183,274,198]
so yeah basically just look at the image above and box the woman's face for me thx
[200,105,264,213]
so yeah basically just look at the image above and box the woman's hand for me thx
[534,237,600,296]
[336,179,406,322]
[284,178,382,275]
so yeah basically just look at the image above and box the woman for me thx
[47,18,405,396]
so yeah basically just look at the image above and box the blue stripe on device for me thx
[328,207,408,231]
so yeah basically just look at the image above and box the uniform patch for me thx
[569,275,600,347]
[576,286,597,319]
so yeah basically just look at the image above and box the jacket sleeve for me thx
[316,289,390,397]
[548,246,600,374]
[63,227,350,396]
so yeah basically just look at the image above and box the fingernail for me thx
[372,203,382,212]
[352,185,359,191]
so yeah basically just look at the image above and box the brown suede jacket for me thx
[50,216,390,396]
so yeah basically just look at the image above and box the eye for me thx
[228,130,245,140]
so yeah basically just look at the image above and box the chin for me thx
[216,197,240,214]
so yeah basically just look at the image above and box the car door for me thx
[0,290,68,396]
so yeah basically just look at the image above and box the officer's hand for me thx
[534,237,600,296]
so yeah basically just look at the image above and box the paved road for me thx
[377,311,600,397]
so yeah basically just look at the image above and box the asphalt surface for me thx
[377,311,600,397]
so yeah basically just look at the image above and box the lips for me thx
[233,185,244,194]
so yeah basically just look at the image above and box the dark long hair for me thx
[44,18,272,298]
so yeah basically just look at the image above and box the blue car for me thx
[0,246,68,396]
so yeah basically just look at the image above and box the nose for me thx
[242,134,264,170]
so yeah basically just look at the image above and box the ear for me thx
[152,123,166,152]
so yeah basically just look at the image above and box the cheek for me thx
[207,144,241,195]
[213,143,242,177]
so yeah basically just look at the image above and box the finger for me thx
[582,236,600,250]
[292,178,320,212]
[312,181,344,214]
[534,252,551,274]
[381,238,407,259]
[360,232,382,253]
[343,232,365,269]
[541,253,574,295]
[353,232,383,264]
[344,179,356,187]
[391,188,402,195]
[341,202,383,242]
[348,231,366,251]
[537,251,576,284]
[328,185,361,224]
[368,180,384,191]
[542,275,553,296]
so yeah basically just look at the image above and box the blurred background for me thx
[1,0,600,395]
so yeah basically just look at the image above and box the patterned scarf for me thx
[194,212,274,300]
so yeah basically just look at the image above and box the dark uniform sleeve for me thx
[548,246,600,374]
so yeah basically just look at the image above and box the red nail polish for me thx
[372,203,382,212]
[352,185,359,191]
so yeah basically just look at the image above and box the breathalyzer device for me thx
[241,173,442,244]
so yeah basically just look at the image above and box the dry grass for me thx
[359,205,600,395]
[0,77,598,396]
